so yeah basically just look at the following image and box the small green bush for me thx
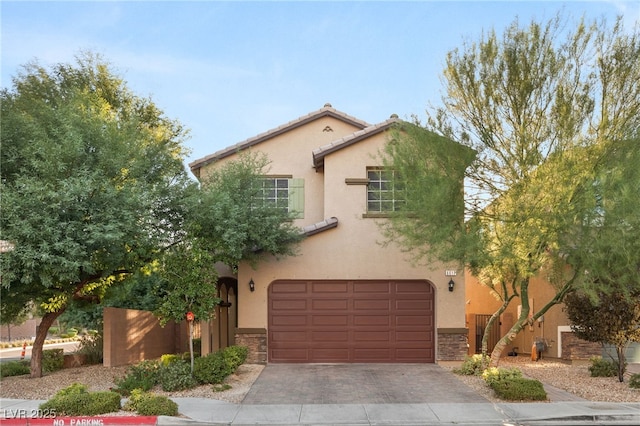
[67,328,78,337]
[160,354,180,366]
[454,354,488,376]
[40,384,121,415]
[0,360,30,378]
[124,389,178,416]
[159,360,197,392]
[588,357,618,377]
[42,348,64,372]
[489,377,547,401]
[482,367,523,386]
[76,333,103,365]
[223,345,248,370]
[193,351,228,384]
[114,360,160,395]
[629,373,640,389]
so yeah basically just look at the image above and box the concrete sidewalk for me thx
[2,398,640,425]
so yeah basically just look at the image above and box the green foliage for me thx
[154,244,220,327]
[0,360,30,378]
[189,152,304,268]
[588,357,618,378]
[383,11,640,365]
[0,52,193,377]
[629,374,640,389]
[482,367,523,386]
[454,354,489,376]
[113,360,160,395]
[76,332,103,365]
[42,348,64,372]
[158,360,197,392]
[223,345,248,370]
[40,384,121,416]
[193,346,248,385]
[489,377,547,401]
[160,354,180,366]
[124,389,178,416]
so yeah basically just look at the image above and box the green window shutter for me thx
[288,178,304,219]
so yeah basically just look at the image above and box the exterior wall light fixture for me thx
[448,279,455,292]
[249,278,255,292]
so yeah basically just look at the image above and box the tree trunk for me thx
[616,345,626,383]
[30,310,64,378]
[188,321,194,374]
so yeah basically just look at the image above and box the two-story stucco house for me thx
[189,104,468,364]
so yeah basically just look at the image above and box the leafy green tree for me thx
[0,53,193,377]
[564,290,640,382]
[189,152,304,267]
[154,152,304,370]
[154,244,220,372]
[383,14,640,366]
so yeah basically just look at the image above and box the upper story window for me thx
[366,168,404,214]
[256,177,305,219]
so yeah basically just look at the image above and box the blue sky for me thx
[2,1,639,177]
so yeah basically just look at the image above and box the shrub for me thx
[113,360,160,395]
[158,360,197,392]
[223,345,248,370]
[489,377,547,401]
[454,354,488,376]
[160,354,180,366]
[67,328,78,337]
[0,360,31,378]
[193,351,228,384]
[42,349,64,372]
[76,333,103,365]
[482,367,522,386]
[193,346,249,385]
[588,357,618,377]
[40,384,121,415]
[124,389,178,416]
[629,373,640,389]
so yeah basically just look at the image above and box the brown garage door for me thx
[268,280,434,363]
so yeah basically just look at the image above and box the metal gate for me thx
[474,314,500,354]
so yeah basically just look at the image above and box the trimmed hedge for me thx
[193,345,248,385]
[39,384,121,416]
[489,377,547,401]
[124,389,178,416]
[0,360,30,378]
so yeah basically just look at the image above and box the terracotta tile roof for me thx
[312,115,400,169]
[189,104,370,175]
[302,217,338,236]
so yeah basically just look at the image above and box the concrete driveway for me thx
[242,363,489,404]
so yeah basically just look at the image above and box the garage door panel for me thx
[312,331,348,341]
[354,299,390,310]
[354,281,391,293]
[269,280,434,363]
[312,299,348,310]
[272,299,307,310]
[271,282,308,293]
[396,299,432,309]
[353,315,390,326]
[312,315,348,326]
[312,281,348,292]
[271,315,308,326]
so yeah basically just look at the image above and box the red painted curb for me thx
[1,417,157,426]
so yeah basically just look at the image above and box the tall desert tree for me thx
[0,53,193,377]
[384,14,640,365]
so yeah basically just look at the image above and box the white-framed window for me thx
[256,177,304,219]
[366,168,404,213]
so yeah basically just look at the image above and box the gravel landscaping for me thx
[1,357,638,403]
